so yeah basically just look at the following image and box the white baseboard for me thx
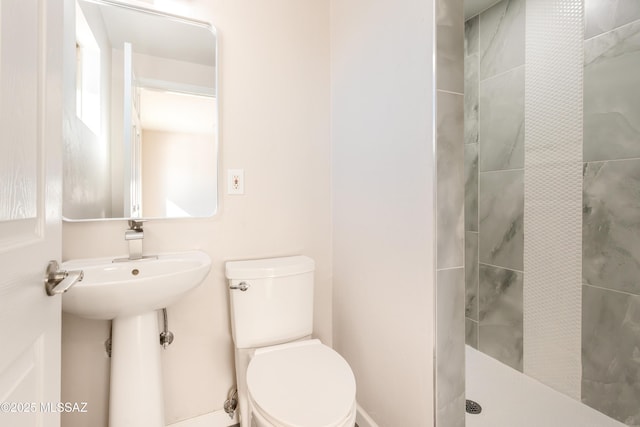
[167,409,238,427]
[167,402,376,427]
[356,403,379,427]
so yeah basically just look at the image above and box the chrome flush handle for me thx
[44,260,84,296]
[229,281,250,292]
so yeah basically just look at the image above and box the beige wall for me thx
[61,0,331,425]
[330,0,437,425]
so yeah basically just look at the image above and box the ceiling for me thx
[464,0,502,19]
[79,0,215,66]
[139,89,216,134]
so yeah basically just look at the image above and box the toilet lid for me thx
[247,340,356,427]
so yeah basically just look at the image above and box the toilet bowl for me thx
[225,256,357,427]
[246,340,356,427]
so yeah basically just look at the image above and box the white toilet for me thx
[226,256,357,427]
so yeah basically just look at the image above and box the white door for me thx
[0,1,64,426]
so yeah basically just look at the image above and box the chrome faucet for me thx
[125,219,145,260]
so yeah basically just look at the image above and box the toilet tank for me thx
[225,256,315,349]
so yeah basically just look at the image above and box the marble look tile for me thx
[479,0,525,80]
[479,65,524,171]
[582,285,640,425]
[585,0,640,39]
[465,15,479,56]
[436,268,465,427]
[437,0,464,93]
[478,263,523,371]
[437,92,464,269]
[464,144,479,232]
[584,20,640,162]
[583,160,640,295]
[437,393,465,427]
[465,231,479,320]
[479,169,524,271]
[466,318,478,349]
[464,53,479,145]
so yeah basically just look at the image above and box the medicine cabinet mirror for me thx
[63,0,218,220]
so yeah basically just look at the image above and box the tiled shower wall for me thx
[463,0,640,424]
[582,1,640,424]
[463,0,525,372]
[435,0,465,425]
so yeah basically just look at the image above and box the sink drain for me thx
[466,399,482,415]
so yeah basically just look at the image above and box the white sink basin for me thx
[61,250,211,320]
[61,250,211,427]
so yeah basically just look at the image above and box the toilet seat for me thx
[246,339,356,427]
[249,399,357,427]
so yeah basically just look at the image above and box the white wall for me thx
[133,52,216,91]
[142,129,217,217]
[61,0,331,425]
[63,0,113,219]
[330,0,437,425]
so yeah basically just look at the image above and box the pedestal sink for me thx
[61,251,211,427]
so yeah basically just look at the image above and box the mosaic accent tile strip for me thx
[523,0,583,399]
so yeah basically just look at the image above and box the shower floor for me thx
[465,346,625,427]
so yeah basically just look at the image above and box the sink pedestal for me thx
[60,250,212,427]
[109,312,165,427]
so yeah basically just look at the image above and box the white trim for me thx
[169,402,376,427]
[167,409,238,427]
[356,403,379,427]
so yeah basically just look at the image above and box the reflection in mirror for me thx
[63,0,218,220]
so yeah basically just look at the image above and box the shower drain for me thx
[466,399,482,415]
